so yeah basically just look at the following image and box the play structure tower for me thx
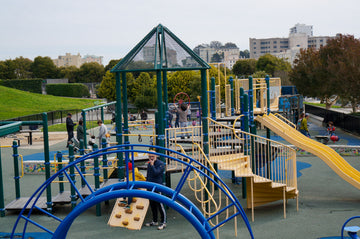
[110,24,211,178]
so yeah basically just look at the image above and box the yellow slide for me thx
[256,113,360,190]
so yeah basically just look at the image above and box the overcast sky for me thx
[1,0,359,65]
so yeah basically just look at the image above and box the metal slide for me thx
[256,113,360,190]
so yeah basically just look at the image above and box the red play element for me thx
[330,135,339,142]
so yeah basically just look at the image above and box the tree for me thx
[252,71,268,78]
[98,72,134,102]
[240,50,250,59]
[98,71,116,101]
[210,52,224,63]
[256,54,291,76]
[232,59,257,77]
[210,41,223,49]
[0,60,16,79]
[31,56,58,79]
[128,72,156,110]
[290,48,337,109]
[320,34,360,112]
[12,57,33,79]
[167,71,191,101]
[104,59,121,72]
[78,62,105,83]
[59,66,80,83]
[224,42,237,48]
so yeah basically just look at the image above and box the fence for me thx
[305,104,360,135]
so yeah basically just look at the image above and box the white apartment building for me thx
[249,24,336,64]
[82,55,103,65]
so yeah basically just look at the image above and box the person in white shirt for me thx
[97,120,108,147]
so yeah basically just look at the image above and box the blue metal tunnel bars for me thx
[11,144,254,239]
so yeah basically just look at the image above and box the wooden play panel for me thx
[108,196,149,230]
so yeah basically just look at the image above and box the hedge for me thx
[46,83,90,98]
[0,79,43,93]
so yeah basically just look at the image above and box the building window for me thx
[273,41,277,44]
[274,46,277,48]
[254,47,256,49]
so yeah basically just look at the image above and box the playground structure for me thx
[1,23,359,238]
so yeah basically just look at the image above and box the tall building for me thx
[53,53,103,67]
[249,24,336,63]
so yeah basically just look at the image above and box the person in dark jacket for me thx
[66,113,76,147]
[145,151,167,230]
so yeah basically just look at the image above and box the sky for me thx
[1,0,359,65]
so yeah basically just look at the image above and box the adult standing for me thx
[141,110,148,123]
[76,120,84,142]
[66,113,76,147]
[97,120,108,147]
[145,151,166,230]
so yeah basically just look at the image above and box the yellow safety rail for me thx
[234,78,281,114]
[225,84,231,117]
[208,117,297,190]
[215,85,221,118]
[164,134,239,238]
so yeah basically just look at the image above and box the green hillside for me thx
[0,85,99,120]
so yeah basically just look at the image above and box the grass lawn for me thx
[47,120,112,132]
[0,85,100,120]
[304,102,341,108]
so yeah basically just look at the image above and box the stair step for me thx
[271,182,286,188]
[210,153,246,163]
[252,175,272,183]
[218,161,248,170]
[234,167,253,177]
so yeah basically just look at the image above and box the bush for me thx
[46,83,90,98]
[0,78,43,93]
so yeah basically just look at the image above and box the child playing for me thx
[327,121,336,136]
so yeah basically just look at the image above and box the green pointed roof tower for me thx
[111,24,210,178]
[111,24,210,72]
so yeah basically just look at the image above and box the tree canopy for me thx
[290,34,360,111]
[232,59,257,77]
[31,56,58,79]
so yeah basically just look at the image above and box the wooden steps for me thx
[210,152,298,221]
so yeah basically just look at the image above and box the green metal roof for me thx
[111,24,210,73]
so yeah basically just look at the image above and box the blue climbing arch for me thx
[11,145,254,239]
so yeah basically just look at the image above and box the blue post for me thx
[229,76,235,116]
[210,77,216,120]
[12,141,20,199]
[69,145,77,209]
[79,139,86,188]
[56,151,64,193]
[248,76,256,135]
[93,144,101,216]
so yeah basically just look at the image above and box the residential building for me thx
[82,55,103,65]
[193,43,240,69]
[53,53,103,67]
[53,53,82,68]
[249,24,336,64]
